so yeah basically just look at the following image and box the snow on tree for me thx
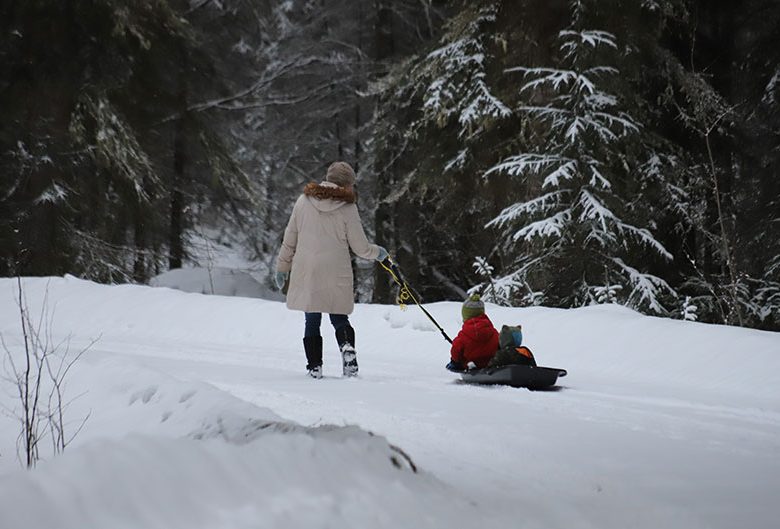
[482,1,676,313]
[0,1,258,282]
[417,1,510,171]
[681,296,699,322]
[369,1,515,304]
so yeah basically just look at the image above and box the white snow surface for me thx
[1,276,779,529]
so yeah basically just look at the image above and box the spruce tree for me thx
[482,1,675,312]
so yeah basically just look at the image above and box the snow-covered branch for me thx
[612,257,675,313]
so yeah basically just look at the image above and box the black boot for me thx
[335,325,358,377]
[303,336,323,379]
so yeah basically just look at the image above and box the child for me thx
[488,324,537,368]
[446,294,499,372]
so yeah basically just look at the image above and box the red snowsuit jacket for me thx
[450,313,499,368]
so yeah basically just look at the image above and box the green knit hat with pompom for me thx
[461,293,485,321]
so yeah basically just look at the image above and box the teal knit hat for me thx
[462,294,485,321]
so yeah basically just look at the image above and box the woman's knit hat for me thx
[461,293,485,321]
[326,161,356,187]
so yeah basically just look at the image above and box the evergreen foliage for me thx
[1,0,778,330]
[485,13,675,313]
[0,0,253,282]
[372,0,780,329]
[372,1,510,303]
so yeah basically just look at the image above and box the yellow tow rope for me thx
[379,259,417,310]
[380,257,453,344]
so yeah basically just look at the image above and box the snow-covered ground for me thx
[1,276,779,529]
[150,266,283,301]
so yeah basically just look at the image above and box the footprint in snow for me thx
[128,385,158,405]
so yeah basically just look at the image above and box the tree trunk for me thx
[169,89,187,269]
[374,0,395,60]
[133,199,146,282]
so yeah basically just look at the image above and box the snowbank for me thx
[0,320,478,529]
[150,266,283,300]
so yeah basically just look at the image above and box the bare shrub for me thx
[1,278,95,468]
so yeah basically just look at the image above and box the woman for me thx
[275,161,388,379]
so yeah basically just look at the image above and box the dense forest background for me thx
[1,0,778,330]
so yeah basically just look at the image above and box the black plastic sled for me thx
[460,365,567,390]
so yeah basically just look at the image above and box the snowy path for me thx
[1,277,779,529]
[95,329,780,529]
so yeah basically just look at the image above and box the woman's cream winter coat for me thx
[276,181,380,315]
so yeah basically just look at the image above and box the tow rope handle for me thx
[380,257,453,344]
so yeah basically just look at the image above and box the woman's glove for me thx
[274,271,289,291]
[376,246,389,262]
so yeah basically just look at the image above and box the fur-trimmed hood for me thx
[303,181,355,212]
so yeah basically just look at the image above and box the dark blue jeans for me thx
[304,312,350,338]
